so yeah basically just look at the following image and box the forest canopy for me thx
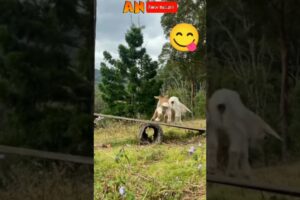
[97,0,206,119]
[0,0,94,156]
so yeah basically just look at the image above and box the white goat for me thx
[168,96,192,123]
[207,89,281,178]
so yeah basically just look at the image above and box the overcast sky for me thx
[95,0,168,69]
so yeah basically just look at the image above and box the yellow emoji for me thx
[170,23,199,52]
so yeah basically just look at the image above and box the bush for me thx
[194,90,206,118]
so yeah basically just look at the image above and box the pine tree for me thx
[99,26,161,118]
[99,51,128,116]
[0,0,94,155]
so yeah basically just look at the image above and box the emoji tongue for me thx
[187,42,197,52]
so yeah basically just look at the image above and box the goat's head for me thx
[154,95,169,107]
[168,96,180,109]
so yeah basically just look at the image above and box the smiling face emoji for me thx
[170,23,199,52]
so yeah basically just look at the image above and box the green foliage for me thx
[94,85,106,113]
[159,0,206,113]
[157,62,205,118]
[99,26,161,118]
[206,0,300,159]
[194,90,206,118]
[99,60,127,116]
[0,0,94,155]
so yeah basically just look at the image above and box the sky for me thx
[95,0,168,69]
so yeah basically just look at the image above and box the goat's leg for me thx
[166,109,172,123]
[151,110,157,121]
[227,148,240,177]
[226,125,245,177]
[207,124,218,175]
[179,113,183,125]
[174,111,182,124]
[154,107,164,121]
[240,139,251,179]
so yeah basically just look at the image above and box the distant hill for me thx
[95,68,101,84]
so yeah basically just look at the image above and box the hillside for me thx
[95,68,101,84]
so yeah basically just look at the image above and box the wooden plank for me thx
[0,145,93,165]
[207,175,300,197]
[94,113,206,133]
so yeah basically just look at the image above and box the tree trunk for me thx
[191,80,196,112]
[279,0,288,161]
[280,39,288,161]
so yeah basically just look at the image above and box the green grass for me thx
[207,149,300,200]
[94,120,206,200]
[208,166,300,200]
[0,158,93,200]
[207,184,300,200]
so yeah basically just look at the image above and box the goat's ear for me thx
[154,96,159,99]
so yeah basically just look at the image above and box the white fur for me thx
[151,97,172,122]
[168,96,192,123]
[207,89,281,177]
[153,105,172,122]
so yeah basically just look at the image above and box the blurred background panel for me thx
[207,0,300,199]
[0,0,95,199]
[0,0,94,155]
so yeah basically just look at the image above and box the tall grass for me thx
[0,156,93,200]
[94,120,206,200]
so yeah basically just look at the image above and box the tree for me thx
[159,0,206,111]
[99,52,128,116]
[207,0,300,161]
[99,26,161,118]
[0,0,94,155]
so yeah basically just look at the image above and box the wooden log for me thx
[0,145,93,164]
[94,113,206,134]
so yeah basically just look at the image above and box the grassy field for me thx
[0,157,93,200]
[94,119,206,200]
[208,161,300,200]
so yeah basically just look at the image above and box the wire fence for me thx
[207,173,300,197]
[0,145,93,165]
